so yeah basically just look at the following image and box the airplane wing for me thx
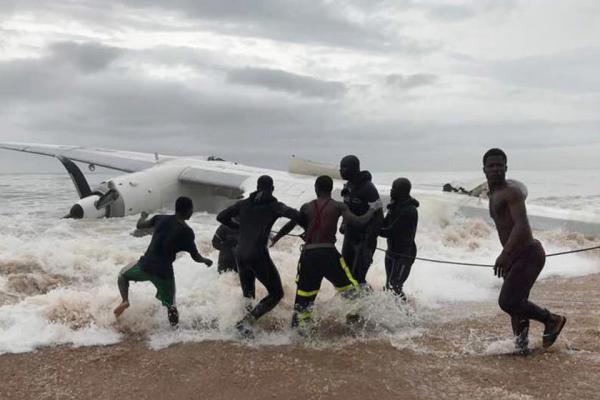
[178,165,250,199]
[0,141,170,172]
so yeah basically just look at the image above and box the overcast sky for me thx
[1,0,599,173]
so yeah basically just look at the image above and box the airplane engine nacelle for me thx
[98,164,185,218]
[68,195,107,219]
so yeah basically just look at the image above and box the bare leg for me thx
[113,301,129,317]
[114,272,131,318]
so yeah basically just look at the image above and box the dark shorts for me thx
[121,262,176,307]
[296,247,358,300]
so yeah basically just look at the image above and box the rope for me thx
[546,245,600,257]
[271,230,600,268]
[379,245,600,268]
[271,230,302,238]
[379,248,493,268]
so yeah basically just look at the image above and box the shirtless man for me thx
[270,175,381,334]
[483,148,566,354]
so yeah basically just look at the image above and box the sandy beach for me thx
[2,272,599,400]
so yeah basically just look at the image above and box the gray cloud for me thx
[488,47,600,93]
[385,73,438,90]
[1,2,599,173]
[2,39,598,172]
[227,67,347,99]
[48,41,122,72]
[0,41,349,168]
[1,0,433,54]
[0,42,123,104]
[424,0,516,21]
[115,0,394,50]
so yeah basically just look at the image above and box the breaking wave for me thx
[0,173,598,354]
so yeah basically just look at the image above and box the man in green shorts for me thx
[113,196,213,326]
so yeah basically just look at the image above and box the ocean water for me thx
[0,170,599,354]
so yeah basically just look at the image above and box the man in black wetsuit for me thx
[212,224,238,274]
[380,178,419,301]
[216,175,302,337]
[339,155,384,288]
[271,175,382,334]
[114,197,213,327]
[484,148,566,354]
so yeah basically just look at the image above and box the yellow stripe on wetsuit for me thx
[339,257,358,287]
[297,289,320,297]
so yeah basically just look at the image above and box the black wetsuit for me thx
[498,240,550,335]
[216,191,302,320]
[379,197,419,299]
[212,224,238,273]
[341,171,384,285]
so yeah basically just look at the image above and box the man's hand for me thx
[339,222,346,235]
[369,199,383,211]
[494,252,510,278]
[136,211,153,229]
[269,232,280,248]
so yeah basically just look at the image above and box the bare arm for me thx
[494,187,532,277]
[502,188,532,257]
[191,251,212,266]
[136,212,154,229]
[270,220,298,247]
[341,204,373,226]
[271,203,307,246]
[188,241,213,267]
[340,200,381,226]
[379,213,397,238]
[277,202,304,225]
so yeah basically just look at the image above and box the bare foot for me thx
[113,301,129,318]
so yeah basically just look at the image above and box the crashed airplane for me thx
[1,142,599,236]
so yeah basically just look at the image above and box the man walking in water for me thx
[217,175,303,337]
[379,178,419,301]
[339,155,384,288]
[270,175,381,335]
[114,197,213,327]
[483,148,566,354]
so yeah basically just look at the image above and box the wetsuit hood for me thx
[354,170,372,185]
[249,190,277,205]
[388,196,419,210]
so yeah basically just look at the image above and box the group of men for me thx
[113,149,566,355]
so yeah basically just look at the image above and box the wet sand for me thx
[2,273,600,400]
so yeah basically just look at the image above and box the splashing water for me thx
[0,171,599,354]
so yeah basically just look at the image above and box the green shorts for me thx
[121,262,175,307]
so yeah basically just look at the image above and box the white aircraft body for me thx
[1,142,599,236]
